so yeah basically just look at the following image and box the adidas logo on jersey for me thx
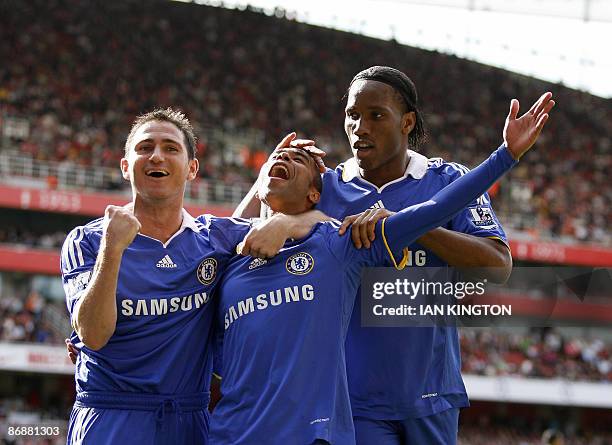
[248,258,268,270]
[370,200,385,210]
[156,255,178,269]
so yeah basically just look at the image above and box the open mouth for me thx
[268,163,290,180]
[146,170,170,178]
[353,140,375,150]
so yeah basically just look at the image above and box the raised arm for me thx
[382,92,554,261]
[383,145,516,257]
[72,205,140,350]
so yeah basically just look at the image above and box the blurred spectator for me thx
[458,425,611,445]
[0,0,609,244]
[0,226,65,250]
[0,293,62,345]
[542,429,565,445]
[460,328,612,382]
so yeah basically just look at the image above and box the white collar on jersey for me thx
[341,149,429,184]
[180,208,201,233]
[140,209,201,248]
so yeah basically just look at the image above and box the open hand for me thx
[504,92,555,160]
[274,132,327,173]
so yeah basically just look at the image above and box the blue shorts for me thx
[67,391,210,445]
[354,408,459,445]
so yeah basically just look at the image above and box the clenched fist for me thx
[102,204,141,253]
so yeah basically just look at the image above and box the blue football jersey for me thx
[210,222,389,445]
[61,211,251,395]
[210,146,516,443]
[317,147,510,420]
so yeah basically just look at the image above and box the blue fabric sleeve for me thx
[383,145,517,260]
[202,215,252,253]
[441,163,508,244]
[61,227,97,322]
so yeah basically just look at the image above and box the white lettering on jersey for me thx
[135,299,148,316]
[170,297,181,312]
[151,299,168,315]
[121,299,133,316]
[224,284,315,330]
[403,250,427,266]
[120,292,209,317]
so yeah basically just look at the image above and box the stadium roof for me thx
[182,0,612,98]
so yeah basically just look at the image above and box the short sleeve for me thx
[199,215,253,255]
[61,227,97,322]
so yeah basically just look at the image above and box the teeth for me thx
[147,170,169,177]
[270,164,289,179]
[354,141,373,149]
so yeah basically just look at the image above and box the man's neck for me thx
[360,152,410,188]
[132,198,184,244]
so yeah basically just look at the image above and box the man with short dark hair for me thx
[235,66,554,444]
[211,86,553,443]
[63,108,253,445]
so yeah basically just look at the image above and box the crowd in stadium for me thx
[0,226,65,250]
[1,0,610,245]
[458,426,612,445]
[461,329,612,382]
[0,292,61,345]
[0,395,68,444]
[2,281,610,383]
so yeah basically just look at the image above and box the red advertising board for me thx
[0,184,232,217]
[1,184,611,268]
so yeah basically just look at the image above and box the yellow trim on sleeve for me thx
[486,235,511,252]
[212,372,223,381]
[381,217,410,270]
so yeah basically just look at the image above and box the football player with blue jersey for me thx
[61,109,254,445]
[235,66,555,444]
[212,86,553,444]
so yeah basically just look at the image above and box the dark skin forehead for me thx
[346,80,405,113]
[275,147,318,177]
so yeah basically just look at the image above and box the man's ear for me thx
[187,158,199,181]
[307,188,321,206]
[402,111,416,136]
[120,158,130,180]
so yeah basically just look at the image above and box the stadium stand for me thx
[0,1,610,443]
[460,328,611,383]
[2,269,610,384]
[1,0,610,244]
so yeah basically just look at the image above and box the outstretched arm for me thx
[384,92,554,262]
[383,145,517,260]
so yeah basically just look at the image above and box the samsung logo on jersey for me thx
[224,284,314,330]
[121,293,209,317]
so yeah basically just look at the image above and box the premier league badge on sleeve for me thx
[197,258,218,285]
[286,252,314,275]
[468,206,498,229]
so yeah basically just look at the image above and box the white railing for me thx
[0,151,252,206]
